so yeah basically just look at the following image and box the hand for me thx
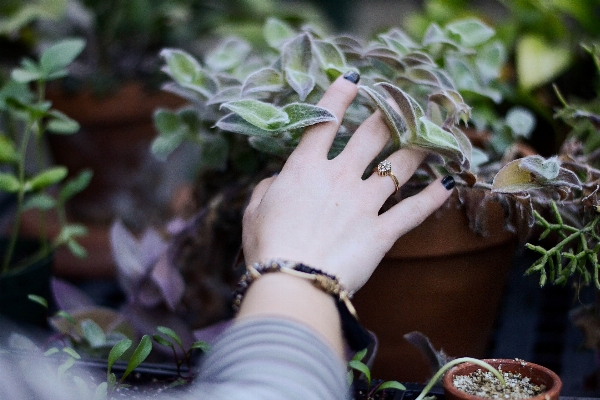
[242,72,454,293]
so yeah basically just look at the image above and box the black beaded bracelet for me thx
[232,259,372,351]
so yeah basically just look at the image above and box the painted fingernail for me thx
[343,70,360,84]
[441,175,455,190]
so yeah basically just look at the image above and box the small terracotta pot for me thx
[443,359,562,400]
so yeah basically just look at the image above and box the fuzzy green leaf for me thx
[216,113,276,137]
[476,40,506,82]
[221,99,289,131]
[446,19,495,47]
[263,18,296,48]
[55,310,76,325]
[160,49,201,84]
[11,68,42,83]
[282,103,336,131]
[151,133,187,160]
[198,134,229,170]
[505,107,535,139]
[248,136,294,157]
[121,335,152,381]
[0,172,21,192]
[93,382,108,400]
[205,38,250,72]
[285,69,315,101]
[517,35,571,91]
[67,239,87,258]
[378,82,423,140]
[312,40,347,73]
[108,339,132,374]
[154,109,183,136]
[242,68,283,95]
[40,38,85,76]
[359,85,405,148]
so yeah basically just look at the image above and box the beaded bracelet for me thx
[232,259,372,351]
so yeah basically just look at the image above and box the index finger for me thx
[294,71,360,159]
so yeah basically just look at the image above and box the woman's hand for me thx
[242,72,455,294]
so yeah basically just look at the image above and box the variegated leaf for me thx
[242,67,283,96]
[205,38,251,72]
[359,85,405,147]
[263,18,296,49]
[282,103,336,131]
[446,18,495,47]
[215,113,277,137]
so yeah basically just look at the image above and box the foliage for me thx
[0,38,91,274]
[153,325,209,384]
[349,348,406,400]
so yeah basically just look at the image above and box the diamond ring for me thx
[377,160,399,194]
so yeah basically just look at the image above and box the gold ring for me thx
[377,160,399,193]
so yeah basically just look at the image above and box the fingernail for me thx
[441,175,455,190]
[343,70,360,84]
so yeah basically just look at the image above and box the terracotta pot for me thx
[443,359,562,400]
[46,82,185,224]
[352,193,517,382]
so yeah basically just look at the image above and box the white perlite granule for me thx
[453,369,546,399]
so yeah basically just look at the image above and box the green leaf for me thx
[376,381,406,392]
[312,40,347,73]
[517,35,572,91]
[11,68,42,83]
[23,193,56,211]
[348,360,371,385]
[108,339,132,374]
[476,40,506,82]
[0,172,20,193]
[0,134,19,163]
[248,136,294,157]
[190,341,210,352]
[221,99,289,131]
[59,169,93,202]
[160,48,202,84]
[46,110,80,134]
[198,134,229,170]
[55,310,76,325]
[505,107,535,139]
[121,335,152,381]
[415,117,464,160]
[352,348,368,361]
[26,166,68,191]
[359,85,405,148]
[93,382,108,400]
[58,356,75,376]
[152,334,174,348]
[44,347,60,356]
[285,69,315,102]
[40,38,86,77]
[445,18,495,47]
[154,109,183,136]
[67,238,87,258]
[27,294,48,308]
[216,113,276,137]
[81,319,107,348]
[151,133,187,160]
[242,68,283,95]
[205,38,250,72]
[62,347,81,359]
[263,18,296,48]
[156,326,183,348]
[282,103,336,131]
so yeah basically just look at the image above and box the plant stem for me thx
[415,357,506,400]
[2,118,34,273]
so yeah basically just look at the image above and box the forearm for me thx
[236,272,345,359]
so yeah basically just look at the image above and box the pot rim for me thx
[442,358,562,400]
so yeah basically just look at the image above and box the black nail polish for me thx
[441,175,455,190]
[343,70,360,84]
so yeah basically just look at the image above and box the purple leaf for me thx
[51,277,96,312]
[150,253,185,311]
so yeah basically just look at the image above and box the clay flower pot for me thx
[442,358,562,400]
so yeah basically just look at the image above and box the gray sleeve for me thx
[191,317,351,400]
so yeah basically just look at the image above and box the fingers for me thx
[335,109,391,173]
[294,72,360,158]
[378,176,455,239]
[363,147,428,201]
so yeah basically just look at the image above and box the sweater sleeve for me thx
[191,317,351,400]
